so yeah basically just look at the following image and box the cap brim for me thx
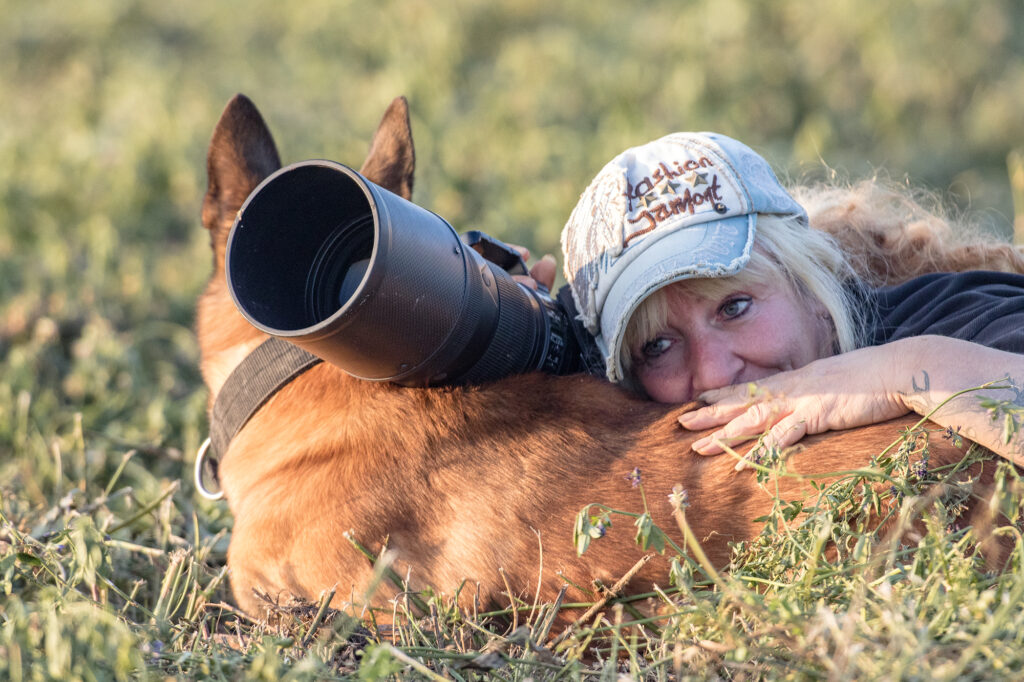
[597,214,755,382]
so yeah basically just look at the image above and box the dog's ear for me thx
[203,94,282,266]
[359,96,415,200]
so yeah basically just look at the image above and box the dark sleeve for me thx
[868,271,1024,353]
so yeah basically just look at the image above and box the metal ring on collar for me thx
[194,437,225,501]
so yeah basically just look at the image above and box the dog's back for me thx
[198,95,1009,625]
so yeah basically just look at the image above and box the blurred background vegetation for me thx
[4,0,1023,454]
[1,0,1022,676]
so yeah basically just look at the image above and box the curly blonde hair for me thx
[795,180,1024,286]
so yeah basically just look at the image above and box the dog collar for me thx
[195,338,322,500]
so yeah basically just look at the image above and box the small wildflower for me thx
[588,520,607,539]
[943,425,963,447]
[626,467,642,488]
[911,460,928,479]
[668,485,690,510]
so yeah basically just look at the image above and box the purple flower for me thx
[626,467,642,488]
[668,486,690,509]
[145,640,165,660]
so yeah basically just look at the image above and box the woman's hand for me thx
[677,342,915,463]
[677,336,1024,466]
[508,244,557,292]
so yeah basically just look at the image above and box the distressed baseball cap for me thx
[560,132,807,383]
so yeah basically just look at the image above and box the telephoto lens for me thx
[225,160,583,386]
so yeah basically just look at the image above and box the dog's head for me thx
[197,94,416,400]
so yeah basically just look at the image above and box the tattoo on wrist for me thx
[912,370,931,393]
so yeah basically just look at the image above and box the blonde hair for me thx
[620,214,865,379]
[794,180,1024,286]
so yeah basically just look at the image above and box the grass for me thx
[3,409,1024,679]
[4,1,1024,678]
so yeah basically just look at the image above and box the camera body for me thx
[225,160,591,386]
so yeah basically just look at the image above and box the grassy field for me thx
[3,1,1024,678]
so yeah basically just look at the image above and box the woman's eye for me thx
[641,337,672,359]
[719,296,751,319]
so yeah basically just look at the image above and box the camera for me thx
[225,160,590,386]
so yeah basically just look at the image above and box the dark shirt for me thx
[868,271,1024,354]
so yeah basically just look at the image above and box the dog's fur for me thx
[198,95,1009,625]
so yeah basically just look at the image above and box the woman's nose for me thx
[690,335,743,396]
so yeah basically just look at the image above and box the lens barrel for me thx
[225,161,578,386]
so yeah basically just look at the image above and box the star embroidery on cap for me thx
[686,171,708,187]
[658,179,680,196]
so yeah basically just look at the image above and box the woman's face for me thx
[630,280,832,403]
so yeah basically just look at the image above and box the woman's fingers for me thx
[731,414,810,471]
[681,347,921,466]
[678,382,763,430]
[507,243,531,261]
[529,254,557,291]
[677,400,748,430]
[512,274,539,290]
[508,248,557,291]
[768,414,809,449]
[689,429,729,456]
[689,400,793,455]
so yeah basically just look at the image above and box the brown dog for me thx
[198,94,1007,627]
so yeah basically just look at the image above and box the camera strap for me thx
[195,338,322,499]
[555,284,607,379]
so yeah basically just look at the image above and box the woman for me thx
[532,132,1024,463]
